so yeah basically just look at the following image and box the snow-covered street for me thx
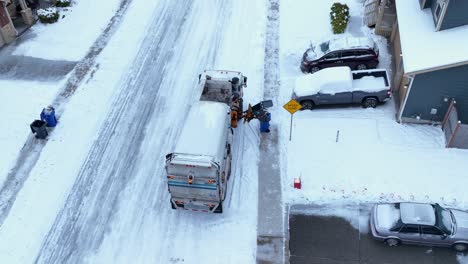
[1,0,468,263]
[0,0,265,262]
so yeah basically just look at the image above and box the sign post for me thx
[283,99,302,141]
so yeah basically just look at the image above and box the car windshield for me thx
[435,204,453,234]
[319,41,330,53]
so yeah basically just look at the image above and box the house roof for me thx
[395,0,468,74]
[400,203,435,226]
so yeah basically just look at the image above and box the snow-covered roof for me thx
[173,101,229,161]
[400,203,435,225]
[395,0,468,74]
[294,67,352,96]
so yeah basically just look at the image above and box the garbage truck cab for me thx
[165,101,232,213]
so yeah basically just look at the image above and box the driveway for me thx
[289,204,464,264]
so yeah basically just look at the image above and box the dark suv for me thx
[300,37,379,73]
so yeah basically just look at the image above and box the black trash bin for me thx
[30,120,48,139]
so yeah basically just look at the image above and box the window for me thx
[323,51,340,60]
[341,50,356,58]
[421,226,443,235]
[355,50,370,57]
[399,225,420,234]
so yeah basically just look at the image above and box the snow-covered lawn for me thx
[279,0,468,211]
[13,0,122,61]
[0,80,59,183]
[0,0,125,187]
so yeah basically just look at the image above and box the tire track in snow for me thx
[34,1,195,262]
[0,0,133,228]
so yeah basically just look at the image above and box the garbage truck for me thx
[165,70,247,213]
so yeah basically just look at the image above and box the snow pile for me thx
[294,67,352,96]
[36,7,58,18]
[13,0,122,61]
[352,75,387,92]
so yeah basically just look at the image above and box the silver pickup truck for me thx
[292,66,391,109]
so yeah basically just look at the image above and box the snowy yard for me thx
[278,0,468,215]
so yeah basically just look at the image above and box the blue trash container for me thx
[40,106,57,127]
[259,112,271,133]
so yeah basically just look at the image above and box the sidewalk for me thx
[256,0,285,263]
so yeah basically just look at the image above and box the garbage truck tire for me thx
[214,203,223,213]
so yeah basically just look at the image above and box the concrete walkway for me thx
[256,0,285,263]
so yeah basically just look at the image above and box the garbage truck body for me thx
[166,101,232,213]
[165,70,246,213]
[199,70,247,124]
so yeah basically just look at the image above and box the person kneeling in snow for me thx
[40,105,57,127]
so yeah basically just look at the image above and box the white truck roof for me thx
[173,101,229,163]
[294,67,388,96]
[294,67,352,96]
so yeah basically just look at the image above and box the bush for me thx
[330,2,350,34]
[55,0,71,8]
[37,7,59,24]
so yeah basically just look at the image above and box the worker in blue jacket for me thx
[40,105,57,127]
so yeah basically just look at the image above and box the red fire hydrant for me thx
[294,178,301,189]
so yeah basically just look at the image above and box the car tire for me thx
[453,243,468,252]
[384,238,400,247]
[310,66,320,73]
[362,97,378,108]
[300,100,314,110]
[170,200,176,210]
[356,64,368,70]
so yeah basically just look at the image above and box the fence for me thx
[442,100,468,149]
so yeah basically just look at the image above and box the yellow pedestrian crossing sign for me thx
[283,99,302,114]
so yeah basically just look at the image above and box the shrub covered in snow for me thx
[37,7,59,24]
[330,2,350,34]
[55,0,71,8]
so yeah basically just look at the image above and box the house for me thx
[391,0,468,126]
[364,0,397,37]
[0,0,16,46]
[0,0,36,48]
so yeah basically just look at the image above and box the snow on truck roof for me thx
[173,101,229,161]
[294,67,388,96]
[395,0,468,74]
[294,67,352,96]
